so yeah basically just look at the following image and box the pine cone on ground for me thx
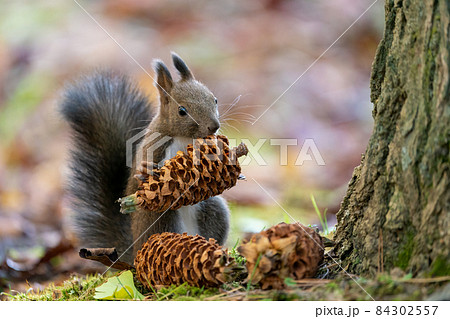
[120,135,247,214]
[134,232,242,288]
[237,222,324,290]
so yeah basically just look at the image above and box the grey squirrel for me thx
[61,53,230,264]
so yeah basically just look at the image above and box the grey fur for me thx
[197,196,230,245]
[171,51,194,81]
[153,59,173,105]
[148,54,220,139]
[61,55,230,265]
[60,71,153,263]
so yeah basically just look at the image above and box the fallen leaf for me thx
[94,271,144,300]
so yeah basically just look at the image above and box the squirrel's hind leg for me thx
[196,196,230,246]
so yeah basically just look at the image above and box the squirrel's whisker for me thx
[219,102,261,124]
[219,94,242,118]
[220,122,241,133]
[222,111,256,119]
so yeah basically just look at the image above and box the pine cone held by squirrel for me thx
[120,135,247,213]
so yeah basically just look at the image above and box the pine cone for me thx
[237,222,324,290]
[134,232,242,288]
[120,135,247,214]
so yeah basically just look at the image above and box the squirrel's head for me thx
[153,53,220,139]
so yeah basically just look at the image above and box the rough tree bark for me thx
[333,0,449,277]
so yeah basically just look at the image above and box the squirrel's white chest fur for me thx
[163,136,201,236]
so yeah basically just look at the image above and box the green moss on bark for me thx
[429,256,450,277]
[394,231,415,270]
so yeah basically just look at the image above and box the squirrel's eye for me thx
[178,105,187,116]
[214,98,218,104]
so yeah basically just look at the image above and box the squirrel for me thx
[61,53,230,264]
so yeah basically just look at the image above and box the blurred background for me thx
[0,0,383,293]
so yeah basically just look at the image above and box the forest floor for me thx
[2,205,448,301]
[4,270,449,301]
[3,233,449,302]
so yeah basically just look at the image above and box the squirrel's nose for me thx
[207,121,220,134]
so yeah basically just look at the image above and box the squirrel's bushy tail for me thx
[60,72,152,262]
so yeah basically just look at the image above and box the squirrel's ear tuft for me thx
[153,59,173,104]
[171,52,194,81]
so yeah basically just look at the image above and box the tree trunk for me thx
[333,0,449,277]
